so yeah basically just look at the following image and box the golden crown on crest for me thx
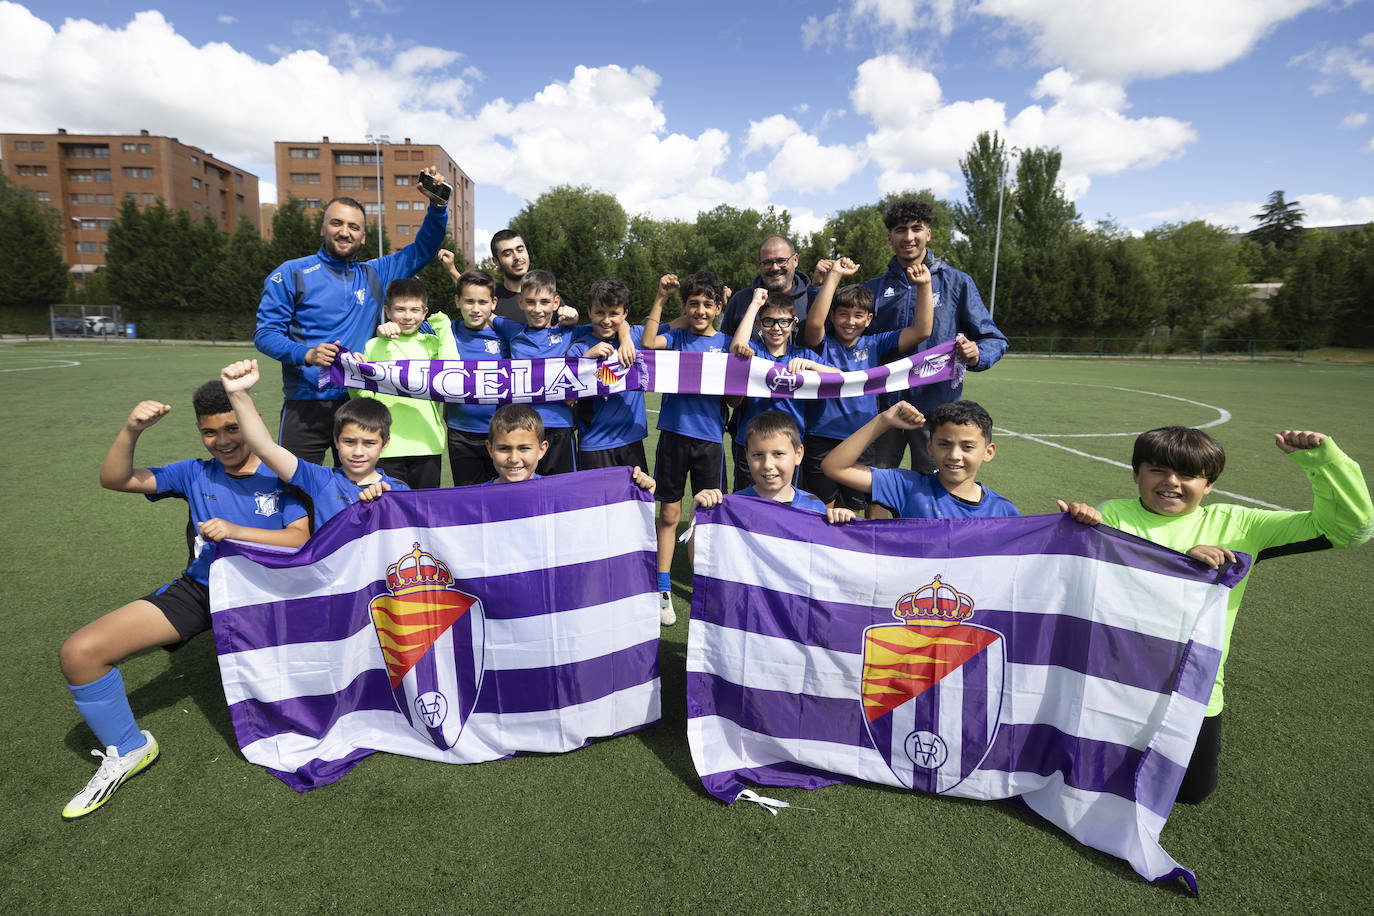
[385,543,454,595]
[892,575,974,626]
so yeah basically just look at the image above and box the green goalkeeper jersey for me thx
[1098,439,1372,717]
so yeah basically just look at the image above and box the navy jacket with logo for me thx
[254,202,448,401]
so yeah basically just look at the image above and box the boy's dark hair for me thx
[488,404,545,441]
[883,197,935,231]
[745,410,802,450]
[385,277,428,309]
[928,400,995,442]
[588,276,630,312]
[833,284,875,314]
[323,196,366,217]
[490,228,520,259]
[520,269,558,296]
[681,270,724,305]
[456,269,497,299]
[1131,427,1226,482]
[334,397,392,441]
[763,292,795,315]
[192,380,232,418]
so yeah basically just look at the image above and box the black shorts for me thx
[801,435,870,511]
[377,455,441,489]
[580,441,648,472]
[142,575,212,650]
[1177,713,1222,804]
[447,428,495,487]
[279,398,348,467]
[536,427,578,476]
[871,424,934,474]
[654,430,724,503]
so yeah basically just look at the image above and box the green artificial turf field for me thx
[1,340,1371,913]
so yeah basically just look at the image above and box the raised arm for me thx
[729,288,770,357]
[641,274,679,350]
[820,402,925,495]
[99,400,172,493]
[895,261,935,352]
[436,248,462,284]
[221,360,299,483]
[804,257,858,349]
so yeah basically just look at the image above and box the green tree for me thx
[692,204,793,291]
[0,174,68,309]
[207,216,274,317]
[1247,190,1305,251]
[105,198,225,309]
[269,196,320,265]
[510,185,628,306]
[951,131,1016,300]
[1267,223,1374,348]
[618,214,705,319]
[1144,221,1247,334]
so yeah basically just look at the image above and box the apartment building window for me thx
[363,202,380,216]
[76,242,99,254]
[35,190,49,201]
[235,173,243,182]
[394,175,410,186]
[123,167,154,179]
[335,152,362,166]
[336,176,361,190]
[362,153,380,166]
[190,155,199,165]
[122,143,136,152]
[142,193,155,204]
[97,194,114,205]
[395,225,411,235]
[94,169,111,182]
[34,165,47,176]
[362,177,378,191]
[31,141,45,150]
[17,165,31,176]
[14,141,27,151]
[71,194,94,206]
[78,218,100,230]
[194,201,202,212]
[192,177,201,189]
[68,146,91,158]
[236,193,244,204]
[69,170,94,182]
[395,201,411,210]
[305,198,321,209]
[289,147,320,159]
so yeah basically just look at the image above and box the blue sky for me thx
[3,0,1371,254]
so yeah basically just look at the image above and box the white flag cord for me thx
[736,789,815,816]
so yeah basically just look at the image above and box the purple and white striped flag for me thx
[687,498,1245,891]
[208,468,660,791]
[322,340,964,404]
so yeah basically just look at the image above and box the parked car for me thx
[84,316,118,335]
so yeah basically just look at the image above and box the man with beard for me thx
[255,169,449,464]
[719,235,816,337]
[489,229,578,322]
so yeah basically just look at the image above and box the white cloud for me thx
[0,4,476,175]
[217,15,237,25]
[974,0,1323,82]
[260,180,278,206]
[744,115,802,154]
[851,56,1194,202]
[1341,112,1369,128]
[876,168,960,197]
[1294,32,1374,94]
[742,115,862,192]
[1141,193,1374,230]
[1366,137,1374,152]
[802,1,961,51]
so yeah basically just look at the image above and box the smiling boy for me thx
[1058,426,1371,803]
[642,270,731,625]
[821,400,1018,520]
[569,276,648,471]
[222,359,407,531]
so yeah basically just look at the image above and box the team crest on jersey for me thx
[861,575,1004,794]
[252,490,281,517]
[766,365,802,392]
[270,272,283,284]
[369,543,485,751]
[483,339,501,355]
[883,286,895,298]
[355,289,366,305]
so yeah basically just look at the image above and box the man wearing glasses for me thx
[719,236,817,338]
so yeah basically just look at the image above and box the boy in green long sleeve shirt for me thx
[1059,427,1372,803]
[354,277,455,488]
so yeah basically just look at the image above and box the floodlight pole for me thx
[989,147,1016,321]
[71,217,87,304]
[366,133,390,258]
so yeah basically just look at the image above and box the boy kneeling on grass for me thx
[60,383,311,819]
[1059,427,1372,803]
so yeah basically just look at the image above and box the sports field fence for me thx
[1007,335,1305,360]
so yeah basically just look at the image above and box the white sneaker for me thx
[659,591,677,626]
[62,730,159,820]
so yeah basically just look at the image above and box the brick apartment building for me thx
[0,129,260,273]
[274,137,475,265]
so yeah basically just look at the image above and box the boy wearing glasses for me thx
[727,288,835,492]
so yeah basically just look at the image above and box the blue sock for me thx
[70,667,144,756]
[657,572,672,594]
